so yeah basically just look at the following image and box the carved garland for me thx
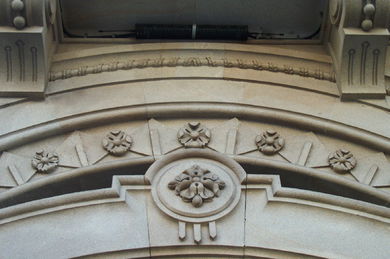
[49,57,336,83]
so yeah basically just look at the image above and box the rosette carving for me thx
[328,149,357,174]
[168,164,225,208]
[102,130,133,156]
[178,122,211,148]
[255,130,285,155]
[32,150,59,173]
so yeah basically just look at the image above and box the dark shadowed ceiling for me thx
[59,0,327,39]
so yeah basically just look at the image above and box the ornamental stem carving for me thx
[32,150,59,173]
[255,130,285,155]
[178,122,211,148]
[328,149,357,174]
[168,165,225,208]
[102,130,133,156]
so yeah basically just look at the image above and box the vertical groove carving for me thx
[30,47,37,82]
[360,41,369,85]
[347,49,355,85]
[15,40,25,81]
[5,46,12,82]
[372,49,379,85]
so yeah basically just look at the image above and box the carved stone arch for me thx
[0,149,389,258]
[0,1,390,257]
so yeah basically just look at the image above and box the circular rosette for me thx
[32,150,59,173]
[102,130,133,156]
[328,149,357,174]
[146,149,245,223]
[177,122,211,148]
[255,130,285,155]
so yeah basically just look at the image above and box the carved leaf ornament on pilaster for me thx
[168,164,225,208]
[102,130,133,156]
[32,150,59,173]
[328,149,357,174]
[255,130,285,155]
[178,122,211,148]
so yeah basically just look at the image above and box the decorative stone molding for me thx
[328,149,357,174]
[10,0,26,30]
[326,0,390,99]
[102,130,133,156]
[361,1,376,31]
[178,122,211,148]
[49,56,336,83]
[0,117,389,194]
[31,150,59,173]
[168,164,225,208]
[146,149,245,243]
[1,171,390,259]
[0,0,58,97]
[255,130,285,155]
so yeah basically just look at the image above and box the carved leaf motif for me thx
[168,164,225,208]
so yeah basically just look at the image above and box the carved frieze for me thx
[49,56,336,83]
[1,118,389,194]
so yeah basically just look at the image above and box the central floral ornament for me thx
[177,122,211,148]
[168,164,225,208]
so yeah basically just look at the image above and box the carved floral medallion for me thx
[32,150,59,173]
[168,164,225,208]
[255,130,285,155]
[328,149,357,173]
[178,122,211,148]
[102,130,133,156]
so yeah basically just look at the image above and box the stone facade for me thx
[0,1,389,258]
